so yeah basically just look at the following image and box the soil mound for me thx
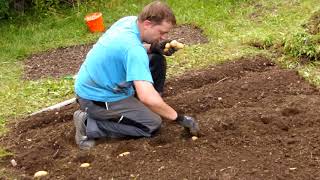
[1,55,320,179]
[167,24,209,45]
[23,24,208,80]
[24,44,92,80]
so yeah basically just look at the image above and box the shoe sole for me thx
[73,110,86,145]
[73,110,95,150]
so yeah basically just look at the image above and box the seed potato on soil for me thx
[33,171,48,178]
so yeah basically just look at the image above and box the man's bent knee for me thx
[148,115,162,133]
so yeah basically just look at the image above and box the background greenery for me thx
[0,0,319,134]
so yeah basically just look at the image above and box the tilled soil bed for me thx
[1,55,320,179]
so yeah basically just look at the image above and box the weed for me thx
[299,61,320,86]
[284,32,320,60]
[0,148,12,158]
[246,35,275,50]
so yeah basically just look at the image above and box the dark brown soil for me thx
[23,24,208,80]
[1,55,320,179]
[167,24,209,45]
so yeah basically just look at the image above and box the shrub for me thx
[0,0,9,19]
[0,0,81,18]
[32,0,62,14]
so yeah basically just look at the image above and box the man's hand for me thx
[176,114,200,136]
[150,40,176,56]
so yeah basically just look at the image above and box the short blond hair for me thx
[138,1,176,25]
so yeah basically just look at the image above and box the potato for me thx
[164,48,169,53]
[119,151,130,157]
[176,42,184,49]
[34,171,48,178]
[165,43,171,49]
[192,136,198,141]
[170,40,178,47]
[80,163,90,168]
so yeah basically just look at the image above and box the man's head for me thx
[138,1,176,44]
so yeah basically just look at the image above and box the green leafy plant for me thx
[0,148,12,158]
[284,32,319,60]
[247,35,275,50]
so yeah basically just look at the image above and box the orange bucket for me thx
[85,12,105,32]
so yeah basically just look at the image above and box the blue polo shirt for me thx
[75,16,153,102]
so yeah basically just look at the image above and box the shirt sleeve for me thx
[125,46,154,83]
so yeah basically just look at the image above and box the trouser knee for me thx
[148,115,162,133]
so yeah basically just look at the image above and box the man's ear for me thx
[143,20,154,28]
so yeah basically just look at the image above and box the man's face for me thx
[142,20,172,44]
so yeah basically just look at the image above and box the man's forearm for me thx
[134,80,177,120]
[145,97,178,121]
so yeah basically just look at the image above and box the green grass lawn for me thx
[0,0,319,131]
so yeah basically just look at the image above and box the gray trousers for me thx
[76,53,166,139]
[77,96,162,139]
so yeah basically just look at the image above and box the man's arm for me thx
[134,80,200,135]
[134,80,177,121]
